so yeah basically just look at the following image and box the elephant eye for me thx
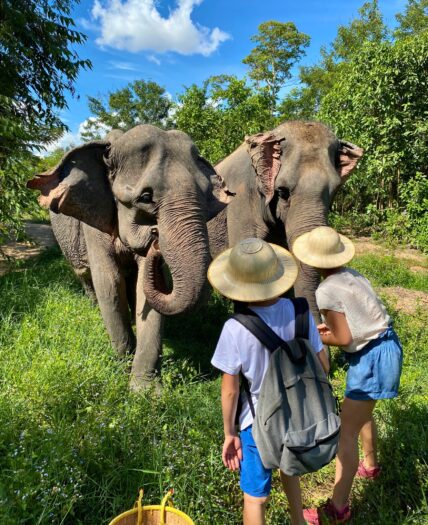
[277,187,290,200]
[138,191,153,204]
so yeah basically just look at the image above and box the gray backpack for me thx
[233,298,340,476]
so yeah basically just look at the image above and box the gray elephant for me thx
[209,121,364,319]
[28,125,226,388]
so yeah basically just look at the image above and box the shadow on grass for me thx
[0,246,85,322]
[0,246,232,377]
[351,400,428,525]
[163,290,231,376]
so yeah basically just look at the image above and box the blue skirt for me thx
[345,327,403,401]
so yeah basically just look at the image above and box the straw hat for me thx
[292,226,355,269]
[207,238,298,302]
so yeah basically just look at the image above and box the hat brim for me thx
[292,231,355,268]
[208,243,298,302]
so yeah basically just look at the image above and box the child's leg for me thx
[280,472,306,525]
[332,397,376,509]
[240,427,271,525]
[359,416,379,468]
[243,494,268,525]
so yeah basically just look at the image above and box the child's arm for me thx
[318,309,353,347]
[221,372,242,471]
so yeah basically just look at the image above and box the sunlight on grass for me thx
[0,247,426,524]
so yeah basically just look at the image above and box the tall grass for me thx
[0,248,426,524]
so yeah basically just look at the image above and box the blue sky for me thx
[53,0,406,150]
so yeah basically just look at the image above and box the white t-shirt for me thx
[211,298,323,430]
[316,268,391,353]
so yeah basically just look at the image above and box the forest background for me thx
[1,0,427,252]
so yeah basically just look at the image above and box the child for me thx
[208,237,329,525]
[293,226,403,524]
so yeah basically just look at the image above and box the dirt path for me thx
[1,227,426,314]
[0,222,57,276]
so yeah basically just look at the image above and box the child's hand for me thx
[222,435,242,471]
[317,323,332,336]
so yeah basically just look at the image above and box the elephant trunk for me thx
[286,196,328,322]
[143,193,210,316]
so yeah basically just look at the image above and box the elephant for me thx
[208,121,364,320]
[27,125,226,388]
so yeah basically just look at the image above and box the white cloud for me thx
[41,118,111,155]
[109,60,140,71]
[42,130,81,154]
[91,0,230,56]
[147,54,161,65]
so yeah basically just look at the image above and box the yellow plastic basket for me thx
[109,490,195,525]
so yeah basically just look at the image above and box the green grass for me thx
[0,247,426,524]
[350,254,428,292]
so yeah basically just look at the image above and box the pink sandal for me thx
[304,499,351,524]
[356,459,382,479]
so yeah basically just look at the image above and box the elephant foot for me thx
[129,372,163,395]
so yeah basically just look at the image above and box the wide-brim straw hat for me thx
[292,226,355,269]
[208,238,298,302]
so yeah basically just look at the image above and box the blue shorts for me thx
[240,425,272,497]
[345,326,403,401]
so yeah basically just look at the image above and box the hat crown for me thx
[228,238,279,283]
[308,226,344,256]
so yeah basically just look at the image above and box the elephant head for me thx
[218,121,363,318]
[28,124,228,316]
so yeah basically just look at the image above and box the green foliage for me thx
[36,148,69,172]
[0,0,91,157]
[0,247,426,523]
[174,76,273,164]
[372,174,428,253]
[395,0,428,38]
[0,1,89,242]
[81,80,173,140]
[242,21,310,109]
[319,32,428,241]
[0,155,44,243]
[331,0,388,60]
[280,1,387,120]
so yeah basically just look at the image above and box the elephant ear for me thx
[206,171,235,218]
[27,141,116,235]
[246,132,285,205]
[337,140,364,181]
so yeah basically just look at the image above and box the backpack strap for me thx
[232,308,307,364]
[230,298,310,423]
[289,297,310,340]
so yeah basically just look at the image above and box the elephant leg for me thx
[130,258,164,390]
[84,226,136,357]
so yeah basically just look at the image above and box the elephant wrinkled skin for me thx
[28,125,225,388]
[208,121,364,320]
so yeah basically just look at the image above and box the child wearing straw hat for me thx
[208,237,329,525]
[292,226,403,524]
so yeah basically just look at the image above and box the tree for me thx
[0,1,90,243]
[0,0,91,159]
[319,32,428,249]
[395,0,428,38]
[242,21,310,110]
[279,1,387,120]
[174,76,273,164]
[81,80,173,140]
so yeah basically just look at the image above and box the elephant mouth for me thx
[146,238,172,295]
[131,227,160,257]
